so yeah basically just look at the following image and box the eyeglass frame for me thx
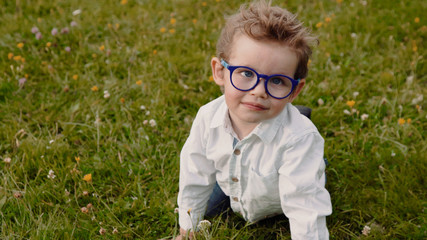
[220,59,300,99]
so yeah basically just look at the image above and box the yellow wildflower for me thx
[346,100,356,108]
[120,97,125,103]
[8,53,13,59]
[406,118,412,124]
[72,74,78,80]
[202,2,207,6]
[108,23,112,29]
[46,42,51,47]
[120,0,127,5]
[91,85,99,91]
[13,55,22,61]
[75,156,80,163]
[25,74,28,78]
[336,0,343,3]
[169,29,176,34]
[398,118,405,125]
[325,17,332,23]
[160,27,166,33]
[153,50,157,55]
[412,41,417,52]
[209,76,214,82]
[83,173,92,182]
[136,80,142,85]
[115,23,120,29]
[192,19,198,24]
[21,58,25,63]
[307,59,311,66]
[170,18,176,25]
[17,42,24,48]
[99,45,105,51]
[316,22,323,28]
[414,17,420,23]
[92,53,97,58]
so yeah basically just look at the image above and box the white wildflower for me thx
[343,109,351,115]
[391,151,396,157]
[353,91,359,98]
[317,98,324,106]
[361,114,369,121]
[31,26,39,34]
[49,140,54,144]
[47,170,56,179]
[51,28,58,36]
[70,21,78,27]
[35,32,42,40]
[4,157,11,163]
[143,120,148,125]
[72,9,81,16]
[362,225,371,236]
[406,75,414,85]
[411,94,423,105]
[351,33,357,39]
[103,90,110,99]
[149,119,157,127]
[197,220,212,230]
[140,105,146,110]
[112,228,119,234]
[145,110,150,116]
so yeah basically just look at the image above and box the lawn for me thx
[0,0,426,239]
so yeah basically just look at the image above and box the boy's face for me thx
[211,34,305,130]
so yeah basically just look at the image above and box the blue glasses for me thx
[221,59,300,99]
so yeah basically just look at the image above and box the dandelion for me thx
[412,40,417,52]
[4,157,11,163]
[47,170,56,179]
[70,21,78,27]
[46,42,52,47]
[316,22,323,28]
[17,42,24,48]
[83,173,92,182]
[343,109,351,115]
[120,97,125,103]
[103,90,110,98]
[336,0,343,3]
[81,207,89,213]
[362,225,371,236]
[414,17,420,23]
[135,80,143,85]
[75,156,80,163]
[169,28,176,34]
[192,19,198,24]
[112,228,119,234]
[92,53,97,58]
[346,100,356,108]
[115,23,120,29]
[153,49,157,55]
[187,208,192,214]
[197,220,212,230]
[361,114,369,121]
[35,32,42,40]
[8,53,13,59]
[398,118,405,125]
[99,45,105,51]
[51,28,58,36]
[99,227,106,235]
[202,2,207,6]
[61,27,69,34]
[325,17,332,23]
[65,46,71,52]
[149,119,157,127]
[72,74,78,80]
[91,85,99,91]
[72,9,81,16]
[120,0,128,5]
[407,118,412,124]
[317,98,324,106]
[170,18,176,25]
[160,27,166,33]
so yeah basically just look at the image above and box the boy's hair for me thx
[216,0,317,80]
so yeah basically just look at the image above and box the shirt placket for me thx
[229,138,245,218]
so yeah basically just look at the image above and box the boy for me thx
[177,1,332,239]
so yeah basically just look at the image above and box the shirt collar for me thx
[210,96,291,144]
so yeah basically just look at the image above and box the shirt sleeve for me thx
[177,108,217,231]
[278,132,332,240]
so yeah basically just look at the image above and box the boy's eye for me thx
[240,70,254,78]
[270,77,284,85]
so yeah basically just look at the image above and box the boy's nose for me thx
[249,78,268,98]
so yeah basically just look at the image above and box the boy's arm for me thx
[278,132,332,240]
[177,109,216,232]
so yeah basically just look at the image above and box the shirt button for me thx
[234,149,241,155]
[232,197,239,202]
[231,177,239,182]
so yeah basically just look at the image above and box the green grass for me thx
[0,0,426,239]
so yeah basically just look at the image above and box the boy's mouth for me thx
[242,102,268,111]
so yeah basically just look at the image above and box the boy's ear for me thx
[289,78,306,102]
[211,57,226,86]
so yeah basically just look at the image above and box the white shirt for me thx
[178,95,332,239]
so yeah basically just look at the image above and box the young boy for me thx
[177,1,332,239]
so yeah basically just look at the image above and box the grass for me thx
[0,0,425,239]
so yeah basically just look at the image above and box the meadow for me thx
[0,0,426,239]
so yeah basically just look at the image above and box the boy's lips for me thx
[242,102,268,111]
